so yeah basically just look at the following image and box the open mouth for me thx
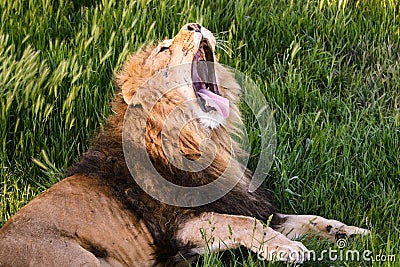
[191,39,230,119]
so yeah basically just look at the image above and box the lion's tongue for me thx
[198,89,230,119]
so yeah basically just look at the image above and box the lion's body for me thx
[0,175,156,266]
[0,24,368,266]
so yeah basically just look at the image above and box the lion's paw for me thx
[331,224,370,240]
[257,235,310,263]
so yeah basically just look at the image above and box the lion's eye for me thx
[159,46,170,53]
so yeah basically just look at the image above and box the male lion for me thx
[0,23,368,266]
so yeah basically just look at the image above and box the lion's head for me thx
[117,23,240,129]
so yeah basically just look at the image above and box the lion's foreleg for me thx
[176,212,309,263]
[277,214,370,241]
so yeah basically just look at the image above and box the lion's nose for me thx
[186,23,201,32]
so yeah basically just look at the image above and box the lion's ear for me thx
[116,49,153,104]
[116,59,145,104]
[116,73,135,104]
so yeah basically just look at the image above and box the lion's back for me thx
[0,174,156,267]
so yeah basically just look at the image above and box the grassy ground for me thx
[1,0,399,266]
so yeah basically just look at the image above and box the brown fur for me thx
[0,24,368,267]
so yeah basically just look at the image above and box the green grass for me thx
[1,0,399,266]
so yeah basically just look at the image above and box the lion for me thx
[0,23,369,266]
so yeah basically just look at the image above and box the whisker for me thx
[211,30,234,57]
[215,39,233,56]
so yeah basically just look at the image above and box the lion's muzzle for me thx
[188,24,230,119]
